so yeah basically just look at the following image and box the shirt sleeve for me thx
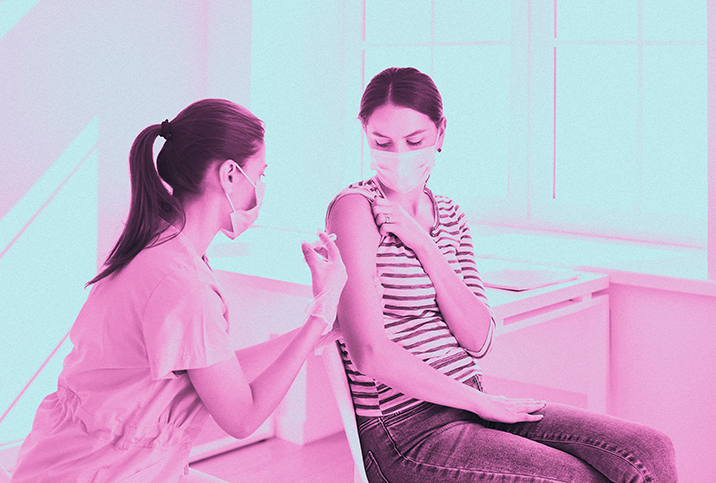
[452,201,496,358]
[142,270,236,380]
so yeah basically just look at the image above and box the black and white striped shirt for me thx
[326,177,495,417]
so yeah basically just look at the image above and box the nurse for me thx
[326,67,677,482]
[11,99,347,482]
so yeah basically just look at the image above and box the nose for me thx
[395,142,412,154]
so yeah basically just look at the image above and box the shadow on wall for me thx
[0,118,98,447]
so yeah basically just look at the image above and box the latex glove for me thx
[313,323,342,355]
[301,231,347,332]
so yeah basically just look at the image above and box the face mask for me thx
[369,144,437,193]
[221,164,265,240]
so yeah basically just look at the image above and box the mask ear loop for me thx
[224,188,237,213]
[224,163,243,213]
[225,162,257,212]
[235,163,257,188]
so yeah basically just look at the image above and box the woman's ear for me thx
[437,117,447,151]
[218,159,237,194]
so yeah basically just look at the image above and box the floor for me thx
[190,430,356,483]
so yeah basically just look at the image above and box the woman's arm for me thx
[329,195,543,423]
[410,234,492,353]
[188,232,346,439]
[371,197,492,353]
[232,328,299,381]
[188,315,327,439]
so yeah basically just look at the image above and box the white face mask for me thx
[221,164,265,240]
[369,144,437,193]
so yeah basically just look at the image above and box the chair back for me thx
[321,341,369,483]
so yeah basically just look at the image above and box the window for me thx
[361,0,521,219]
[357,0,708,247]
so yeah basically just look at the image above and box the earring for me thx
[437,148,442,153]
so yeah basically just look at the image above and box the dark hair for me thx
[87,99,264,286]
[358,67,443,127]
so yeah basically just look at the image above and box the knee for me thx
[636,426,677,481]
[643,427,675,460]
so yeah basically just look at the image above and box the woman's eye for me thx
[407,139,423,147]
[375,140,391,148]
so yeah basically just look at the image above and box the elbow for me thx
[461,316,495,358]
[213,407,261,440]
[460,334,490,355]
[223,419,259,440]
[349,339,384,376]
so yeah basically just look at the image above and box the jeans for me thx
[356,381,677,482]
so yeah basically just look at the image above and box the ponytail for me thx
[87,99,264,287]
[87,125,184,286]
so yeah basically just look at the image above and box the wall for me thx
[608,283,716,483]
[0,0,252,264]
[0,0,252,446]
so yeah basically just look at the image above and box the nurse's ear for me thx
[436,117,447,152]
[218,159,238,195]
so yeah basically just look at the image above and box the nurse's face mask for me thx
[370,144,437,193]
[221,163,265,240]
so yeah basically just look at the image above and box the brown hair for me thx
[359,67,444,127]
[88,99,264,286]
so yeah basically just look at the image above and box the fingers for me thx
[503,398,546,412]
[301,241,320,268]
[372,205,391,217]
[371,199,393,223]
[317,231,342,263]
[375,213,391,227]
[512,402,547,415]
[304,232,339,261]
[517,412,545,422]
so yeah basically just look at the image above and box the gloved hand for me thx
[301,231,347,342]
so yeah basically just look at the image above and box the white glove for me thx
[300,231,347,353]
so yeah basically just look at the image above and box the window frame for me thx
[354,0,709,250]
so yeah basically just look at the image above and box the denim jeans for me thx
[356,380,677,482]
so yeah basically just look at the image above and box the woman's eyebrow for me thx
[404,129,427,138]
[371,129,427,139]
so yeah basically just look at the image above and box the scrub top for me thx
[11,228,236,482]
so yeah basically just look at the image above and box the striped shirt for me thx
[325,177,495,417]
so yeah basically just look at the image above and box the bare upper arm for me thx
[327,195,388,363]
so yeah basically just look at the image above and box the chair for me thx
[321,341,369,483]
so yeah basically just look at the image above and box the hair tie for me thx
[159,119,172,140]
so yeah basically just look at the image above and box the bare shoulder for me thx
[327,194,380,270]
[328,194,379,241]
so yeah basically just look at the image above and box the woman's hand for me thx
[371,197,432,250]
[301,231,347,298]
[474,393,546,424]
[302,232,348,338]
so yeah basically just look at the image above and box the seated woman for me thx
[11,99,347,482]
[326,67,677,483]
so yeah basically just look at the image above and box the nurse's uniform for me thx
[11,228,236,482]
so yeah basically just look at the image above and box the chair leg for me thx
[354,463,365,483]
